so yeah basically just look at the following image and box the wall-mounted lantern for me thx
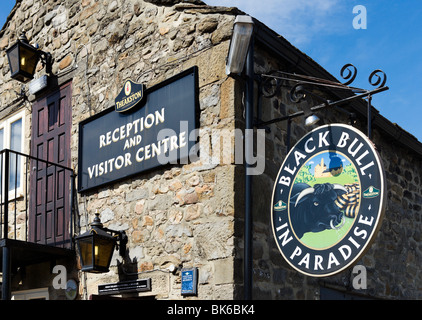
[6,31,52,83]
[75,210,127,273]
[225,15,254,76]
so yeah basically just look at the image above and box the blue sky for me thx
[0,1,14,30]
[1,1,422,142]
[306,152,351,176]
[205,0,422,143]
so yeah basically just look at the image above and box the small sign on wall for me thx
[181,267,198,296]
[114,80,145,113]
[98,278,151,295]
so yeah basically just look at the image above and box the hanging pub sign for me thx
[115,79,145,113]
[271,124,386,277]
[78,67,199,192]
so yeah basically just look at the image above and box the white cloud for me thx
[205,0,346,47]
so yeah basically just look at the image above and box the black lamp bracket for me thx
[89,211,128,257]
[103,228,128,257]
[15,85,27,100]
[38,50,53,75]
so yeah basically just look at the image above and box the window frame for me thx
[0,109,26,200]
[12,287,49,300]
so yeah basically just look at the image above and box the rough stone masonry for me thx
[0,0,421,300]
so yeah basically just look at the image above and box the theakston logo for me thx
[115,80,145,113]
[125,80,132,96]
[271,124,386,277]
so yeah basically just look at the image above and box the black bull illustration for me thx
[289,182,357,239]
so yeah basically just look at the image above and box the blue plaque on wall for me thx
[181,267,198,296]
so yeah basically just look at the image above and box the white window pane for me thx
[0,128,3,150]
[9,118,22,191]
[11,118,22,151]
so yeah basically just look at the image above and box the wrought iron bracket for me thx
[103,228,128,257]
[255,64,389,139]
[38,49,53,76]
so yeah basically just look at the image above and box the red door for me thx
[29,81,72,248]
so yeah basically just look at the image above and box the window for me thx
[12,288,49,300]
[0,109,25,198]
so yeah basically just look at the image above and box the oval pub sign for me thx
[271,124,386,277]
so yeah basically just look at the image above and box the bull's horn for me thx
[332,184,347,193]
[295,187,315,207]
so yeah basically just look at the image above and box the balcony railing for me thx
[0,149,75,249]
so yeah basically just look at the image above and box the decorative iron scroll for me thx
[340,63,387,90]
[256,64,390,139]
[261,63,388,100]
[340,63,357,86]
[369,69,387,88]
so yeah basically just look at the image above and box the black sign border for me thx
[77,66,200,193]
[271,124,387,277]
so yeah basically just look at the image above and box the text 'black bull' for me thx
[290,183,348,239]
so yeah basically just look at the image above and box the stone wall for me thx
[69,0,241,300]
[0,0,243,300]
[0,0,420,301]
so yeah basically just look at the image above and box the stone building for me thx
[314,158,331,179]
[0,0,420,301]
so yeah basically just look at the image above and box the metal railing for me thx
[0,149,75,249]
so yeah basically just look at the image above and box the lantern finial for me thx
[18,31,29,43]
[90,209,103,229]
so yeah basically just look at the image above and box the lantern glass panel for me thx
[19,44,39,76]
[6,43,19,75]
[94,236,116,270]
[77,236,93,270]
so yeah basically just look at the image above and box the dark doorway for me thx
[29,81,72,248]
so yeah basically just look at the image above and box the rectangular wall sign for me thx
[98,278,152,295]
[181,267,198,296]
[78,67,199,192]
